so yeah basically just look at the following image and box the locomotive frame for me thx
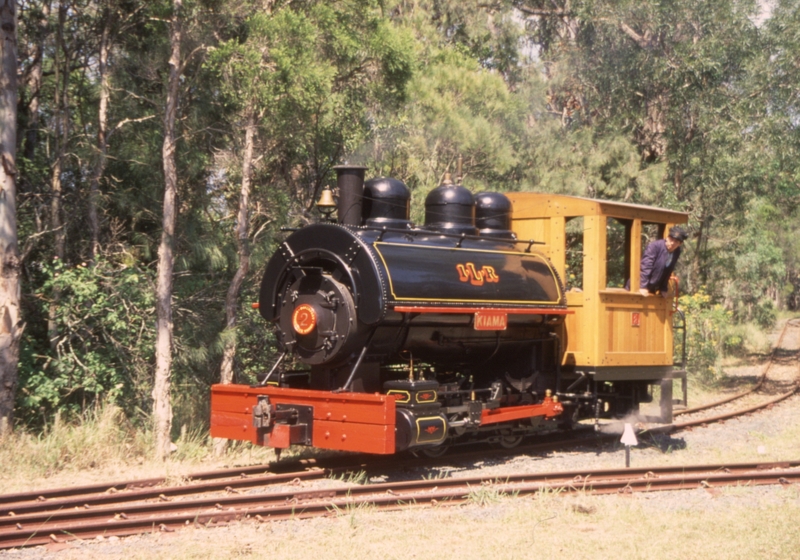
[211,166,689,455]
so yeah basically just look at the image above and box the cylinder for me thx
[333,165,368,226]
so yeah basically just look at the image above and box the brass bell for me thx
[316,186,337,220]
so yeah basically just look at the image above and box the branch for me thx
[618,21,650,49]
[178,45,208,76]
[516,6,572,17]
[117,87,159,109]
[251,219,273,245]
[107,115,157,141]
[20,225,64,263]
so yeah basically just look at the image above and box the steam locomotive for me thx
[210,165,688,455]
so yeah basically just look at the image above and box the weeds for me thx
[328,499,377,529]
[466,482,511,506]
[0,401,282,493]
[172,423,212,462]
[330,470,368,485]
[678,289,776,386]
[0,403,149,482]
[534,485,565,503]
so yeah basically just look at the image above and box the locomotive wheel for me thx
[418,445,450,458]
[558,404,579,431]
[498,434,524,449]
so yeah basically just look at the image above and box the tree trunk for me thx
[219,112,256,385]
[0,0,21,437]
[47,2,69,349]
[153,0,182,460]
[690,213,709,292]
[214,113,256,456]
[89,8,111,262]
[641,89,669,162]
[22,1,49,162]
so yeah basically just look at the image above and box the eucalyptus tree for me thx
[46,1,79,348]
[0,0,21,435]
[152,0,184,460]
[205,1,414,400]
[87,1,150,261]
[19,0,49,163]
[515,1,772,295]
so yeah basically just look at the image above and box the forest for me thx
[1,0,799,456]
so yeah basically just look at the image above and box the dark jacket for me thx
[640,239,681,293]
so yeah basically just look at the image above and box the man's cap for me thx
[668,226,688,242]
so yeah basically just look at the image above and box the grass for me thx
[728,322,773,355]
[0,403,276,494]
[27,486,800,559]
[0,405,149,486]
[329,470,368,485]
[465,482,510,506]
[328,498,377,530]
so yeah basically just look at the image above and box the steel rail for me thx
[2,462,798,549]
[0,430,608,518]
[0,453,370,507]
[0,460,800,532]
[5,460,796,533]
[0,469,327,517]
[674,318,799,417]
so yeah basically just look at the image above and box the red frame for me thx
[211,384,564,455]
[211,384,397,454]
[394,306,573,315]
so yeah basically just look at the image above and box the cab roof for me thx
[506,192,689,224]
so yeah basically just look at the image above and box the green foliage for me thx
[677,289,730,381]
[369,45,523,211]
[9,0,800,436]
[676,287,771,384]
[18,257,156,425]
[677,289,734,382]
[718,198,786,328]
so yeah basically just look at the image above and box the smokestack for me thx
[333,165,368,226]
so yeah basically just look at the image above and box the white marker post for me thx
[621,423,638,468]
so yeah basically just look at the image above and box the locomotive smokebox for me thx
[333,165,368,226]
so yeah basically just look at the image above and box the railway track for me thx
[1,460,798,549]
[2,317,798,551]
[652,317,800,432]
[672,317,800,419]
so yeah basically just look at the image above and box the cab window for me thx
[642,222,665,248]
[565,217,584,291]
[606,217,632,289]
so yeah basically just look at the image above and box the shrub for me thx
[677,287,774,385]
[17,256,156,426]
[677,288,732,383]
